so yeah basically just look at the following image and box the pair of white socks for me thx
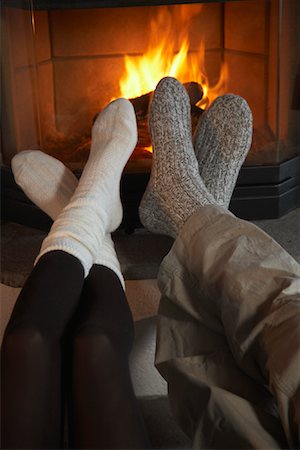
[12,98,138,286]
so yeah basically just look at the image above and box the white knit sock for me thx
[12,149,125,287]
[11,149,125,287]
[18,98,136,278]
[11,150,78,218]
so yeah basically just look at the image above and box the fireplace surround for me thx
[1,0,300,229]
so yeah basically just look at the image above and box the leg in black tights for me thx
[68,265,150,449]
[1,253,150,449]
[1,251,85,449]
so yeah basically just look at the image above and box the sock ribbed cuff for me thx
[35,239,93,278]
[94,235,125,289]
[94,258,125,290]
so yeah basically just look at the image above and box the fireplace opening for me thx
[1,0,300,227]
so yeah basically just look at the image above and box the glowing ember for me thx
[119,5,228,109]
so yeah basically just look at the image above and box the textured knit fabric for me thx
[139,77,216,238]
[193,94,253,208]
[11,150,125,288]
[12,150,78,218]
[35,98,137,277]
[156,205,300,449]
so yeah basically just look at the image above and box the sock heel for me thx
[139,186,176,238]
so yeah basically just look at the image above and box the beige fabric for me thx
[156,205,300,449]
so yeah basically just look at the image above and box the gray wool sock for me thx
[139,77,216,238]
[193,94,253,208]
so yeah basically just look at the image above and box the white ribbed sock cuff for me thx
[35,239,94,277]
[95,258,125,290]
[94,235,125,289]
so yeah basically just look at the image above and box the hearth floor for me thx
[1,207,300,449]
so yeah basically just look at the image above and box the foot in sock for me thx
[12,150,79,219]
[70,97,137,234]
[12,149,125,288]
[193,94,253,208]
[12,98,135,279]
[139,77,216,238]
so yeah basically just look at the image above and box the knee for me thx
[73,305,134,359]
[1,326,47,361]
[72,327,132,379]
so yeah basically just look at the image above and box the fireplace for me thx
[1,0,300,230]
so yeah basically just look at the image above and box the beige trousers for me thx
[156,205,300,449]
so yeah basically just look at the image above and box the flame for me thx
[119,6,228,109]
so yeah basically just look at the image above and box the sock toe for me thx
[11,150,78,220]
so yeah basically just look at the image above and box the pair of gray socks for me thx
[139,77,253,238]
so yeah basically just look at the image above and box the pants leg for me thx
[1,251,85,449]
[156,205,300,448]
[68,265,150,449]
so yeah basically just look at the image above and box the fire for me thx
[119,5,228,109]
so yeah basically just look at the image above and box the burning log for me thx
[130,81,204,117]
[91,82,205,160]
[130,92,152,119]
[129,81,205,154]
[184,81,204,107]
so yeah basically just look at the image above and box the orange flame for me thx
[119,5,228,109]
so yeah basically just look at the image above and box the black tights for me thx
[1,251,150,449]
